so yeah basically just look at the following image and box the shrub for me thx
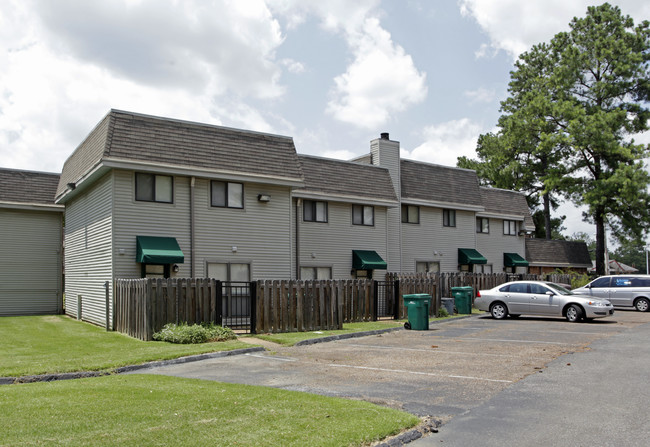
[153,323,237,344]
[437,307,450,318]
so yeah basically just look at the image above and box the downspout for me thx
[190,176,195,277]
[295,198,301,279]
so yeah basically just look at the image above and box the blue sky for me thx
[1,0,648,237]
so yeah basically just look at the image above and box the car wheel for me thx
[404,321,411,330]
[566,304,583,322]
[634,298,649,312]
[490,302,508,319]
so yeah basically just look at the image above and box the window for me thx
[300,267,332,280]
[443,209,456,227]
[613,277,632,287]
[211,181,244,208]
[401,205,420,224]
[416,261,440,273]
[503,220,517,235]
[135,173,173,203]
[508,282,528,293]
[476,217,489,233]
[529,283,550,294]
[590,277,611,288]
[475,264,492,273]
[352,205,374,226]
[304,200,328,222]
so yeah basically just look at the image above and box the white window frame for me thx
[503,220,517,236]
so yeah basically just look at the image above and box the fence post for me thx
[372,281,379,321]
[393,280,400,319]
[104,281,110,331]
[250,281,257,334]
[215,280,223,327]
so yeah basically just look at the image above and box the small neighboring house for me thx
[55,109,304,326]
[293,155,398,279]
[525,239,592,275]
[0,168,64,315]
[476,187,535,274]
[588,260,639,274]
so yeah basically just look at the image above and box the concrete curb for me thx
[0,346,265,385]
[294,314,477,346]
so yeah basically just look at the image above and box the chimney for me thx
[380,132,390,140]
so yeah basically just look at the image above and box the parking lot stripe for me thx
[466,338,569,345]
[345,343,521,358]
[328,364,513,383]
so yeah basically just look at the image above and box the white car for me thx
[572,275,650,312]
[475,281,614,322]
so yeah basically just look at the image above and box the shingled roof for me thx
[480,187,535,230]
[57,110,304,200]
[0,168,62,208]
[400,159,483,209]
[293,155,398,204]
[525,239,592,268]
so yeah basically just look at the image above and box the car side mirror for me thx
[546,291,555,296]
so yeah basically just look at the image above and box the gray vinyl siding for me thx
[401,207,476,272]
[64,172,113,325]
[112,171,293,281]
[296,200,389,279]
[193,179,293,279]
[112,170,191,279]
[0,209,62,315]
[476,217,526,272]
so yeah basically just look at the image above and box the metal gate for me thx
[219,281,256,334]
[374,280,400,320]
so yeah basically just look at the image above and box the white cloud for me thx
[464,87,496,104]
[459,0,650,59]
[402,119,485,167]
[326,17,427,129]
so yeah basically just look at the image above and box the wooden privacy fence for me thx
[114,278,219,341]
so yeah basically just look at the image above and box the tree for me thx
[461,4,650,274]
[532,210,566,240]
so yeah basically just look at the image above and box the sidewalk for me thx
[411,320,650,446]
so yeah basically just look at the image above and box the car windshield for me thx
[546,283,573,296]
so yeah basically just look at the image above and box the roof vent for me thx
[380,132,389,140]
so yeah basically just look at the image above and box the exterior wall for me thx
[0,208,63,315]
[401,207,476,272]
[296,199,389,279]
[371,137,401,271]
[476,217,527,273]
[112,170,191,280]
[64,172,113,326]
[112,170,294,281]
[193,178,293,279]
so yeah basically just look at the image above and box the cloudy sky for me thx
[1,0,649,237]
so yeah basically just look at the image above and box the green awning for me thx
[352,250,387,270]
[458,248,487,265]
[136,236,184,264]
[504,252,529,267]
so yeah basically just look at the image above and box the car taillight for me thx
[476,291,481,297]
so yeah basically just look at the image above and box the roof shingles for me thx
[0,168,60,206]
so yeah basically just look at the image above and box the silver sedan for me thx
[475,281,614,322]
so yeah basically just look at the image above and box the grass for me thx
[0,315,253,377]
[0,374,420,447]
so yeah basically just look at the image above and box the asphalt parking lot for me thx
[132,309,649,426]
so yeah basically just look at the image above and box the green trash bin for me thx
[403,294,431,330]
[451,286,473,314]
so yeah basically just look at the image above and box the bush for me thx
[437,307,450,318]
[153,323,237,344]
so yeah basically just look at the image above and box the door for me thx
[501,282,529,314]
[586,276,611,300]
[528,283,560,316]
[608,276,633,306]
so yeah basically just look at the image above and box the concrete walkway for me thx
[412,320,650,446]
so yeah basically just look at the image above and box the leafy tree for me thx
[532,210,566,240]
[611,237,648,272]
[461,4,650,274]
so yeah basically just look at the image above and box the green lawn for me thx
[0,375,419,447]
[251,321,404,346]
[0,315,253,377]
